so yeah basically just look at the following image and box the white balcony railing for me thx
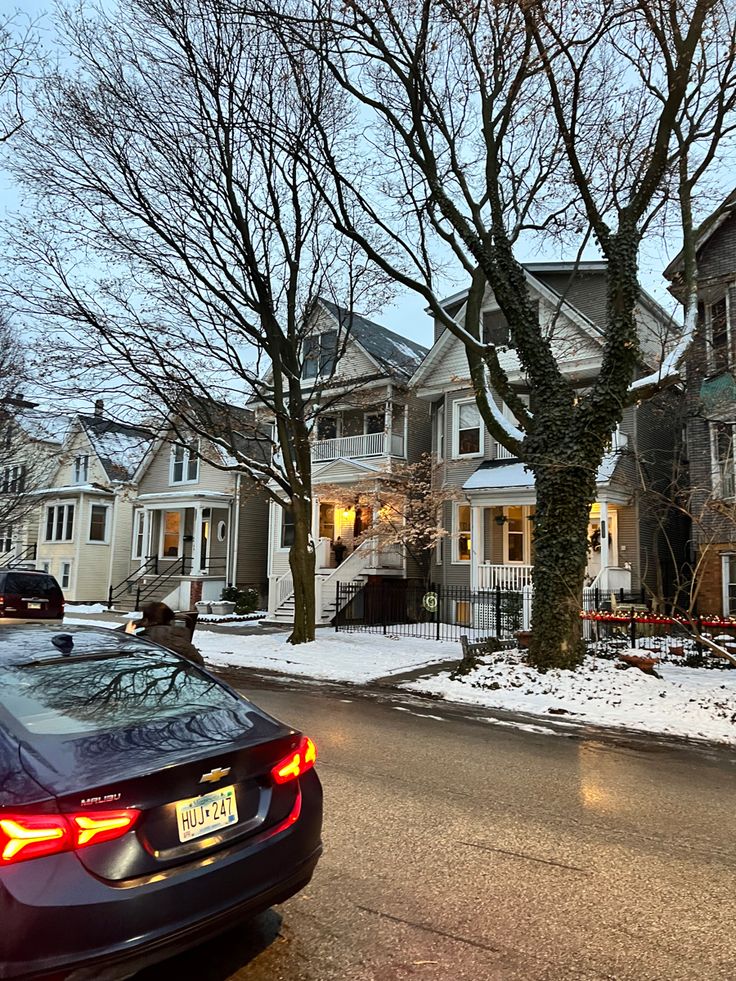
[495,442,517,460]
[478,563,533,590]
[312,431,405,463]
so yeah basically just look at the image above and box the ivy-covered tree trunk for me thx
[288,494,316,645]
[528,463,597,671]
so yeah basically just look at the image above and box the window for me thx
[161,511,181,557]
[302,331,337,379]
[45,504,74,542]
[709,297,729,371]
[1,465,25,494]
[318,503,334,540]
[88,504,109,543]
[0,523,12,552]
[170,441,199,484]
[454,504,471,562]
[364,412,385,435]
[504,506,526,563]
[483,309,511,349]
[60,561,72,589]
[436,403,445,460]
[317,416,338,441]
[132,511,145,559]
[281,507,295,548]
[713,422,736,499]
[454,400,482,457]
[73,454,89,484]
[723,555,736,616]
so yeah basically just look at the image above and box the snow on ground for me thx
[197,612,267,623]
[404,648,736,745]
[64,603,109,614]
[196,629,457,683]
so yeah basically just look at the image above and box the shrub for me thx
[221,586,259,614]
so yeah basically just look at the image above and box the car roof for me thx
[0,624,164,667]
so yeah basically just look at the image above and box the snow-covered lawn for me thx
[404,648,736,745]
[64,603,110,614]
[196,629,457,683]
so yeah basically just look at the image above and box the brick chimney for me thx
[94,399,104,418]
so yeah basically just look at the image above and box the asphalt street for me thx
[136,681,736,981]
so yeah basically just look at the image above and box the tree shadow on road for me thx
[133,909,284,980]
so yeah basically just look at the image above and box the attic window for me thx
[302,331,337,379]
[170,441,199,484]
[73,454,89,484]
[482,310,511,349]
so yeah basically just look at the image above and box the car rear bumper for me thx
[0,774,322,980]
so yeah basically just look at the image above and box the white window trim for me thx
[706,293,731,372]
[436,402,445,461]
[59,559,73,590]
[502,505,532,565]
[44,502,75,543]
[722,553,736,617]
[132,510,145,560]
[710,422,736,500]
[452,502,472,564]
[452,398,484,460]
[169,442,200,486]
[87,502,111,545]
[159,509,185,559]
[278,506,295,551]
[73,454,89,485]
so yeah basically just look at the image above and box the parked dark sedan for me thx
[0,625,322,980]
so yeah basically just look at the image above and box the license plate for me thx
[27,603,42,610]
[175,785,238,843]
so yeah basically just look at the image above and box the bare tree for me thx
[268,0,736,668]
[0,9,35,144]
[5,0,382,643]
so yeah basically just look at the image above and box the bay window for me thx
[45,504,74,542]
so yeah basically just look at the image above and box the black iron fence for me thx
[334,580,527,643]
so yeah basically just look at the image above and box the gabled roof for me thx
[319,299,429,378]
[77,414,154,482]
[13,408,72,445]
[664,187,736,280]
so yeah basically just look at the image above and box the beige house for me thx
[411,262,681,603]
[33,405,153,602]
[109,413,269,612]
[263,299,432,625]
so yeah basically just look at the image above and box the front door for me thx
[319,503,335,540]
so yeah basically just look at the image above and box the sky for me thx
[2,0,734,355]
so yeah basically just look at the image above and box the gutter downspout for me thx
[106,486,121,601]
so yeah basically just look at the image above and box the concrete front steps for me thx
[112,579,177,614]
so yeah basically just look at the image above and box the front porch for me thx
[111,493,234,610]
[310,396,407,463]
[463,502,632,594]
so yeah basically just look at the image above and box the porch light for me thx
[342,508,352,518]
[494,514,508,526]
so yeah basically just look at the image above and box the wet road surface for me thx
[135,681,736,980]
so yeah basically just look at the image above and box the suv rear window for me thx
[2,573,60,596]
[2,650,238,735]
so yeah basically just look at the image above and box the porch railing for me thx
[311,431,404,462]
[0,543,37,568]
[478,563,533,590]
[495,443,517,460]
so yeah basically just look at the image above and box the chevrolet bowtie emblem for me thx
[200,766,231,784]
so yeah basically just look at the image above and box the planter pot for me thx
[195,601,212,614]
[210,601,236,616]
[515,630,532,650]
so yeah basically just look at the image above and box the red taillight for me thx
[70,810,139,848]
[0,814,71,864]
[0,809,140,865]
[271,736,317,785]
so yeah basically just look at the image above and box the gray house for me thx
[411,262,682,607]
[665,188,736,615]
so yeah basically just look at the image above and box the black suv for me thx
[0,569,64,622]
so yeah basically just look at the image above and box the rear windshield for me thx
[2,573,60,596]
[1,651,238,735]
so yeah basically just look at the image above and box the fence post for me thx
[135,583,141,612]
[594,587,599,610]
[107,585,113,610]
[629,613,636,649]
[696,616,703,659]
[522,584,532,632]
[334,581,340,632]
[436,584,441,641]
[495,585,501,638]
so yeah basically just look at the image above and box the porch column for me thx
[311,495,320,542]
[470,505,483,591]
[385,383,393,455]
[191,505,204,575]
[599,500,610,587]
[141,508,151,566]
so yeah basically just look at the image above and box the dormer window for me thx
[73,454,89,484]
[170,441,199,484]
[483,310,511,349]
[302,330,337,379]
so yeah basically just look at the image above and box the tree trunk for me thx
[528,465,596,671]
[288,496,316,644]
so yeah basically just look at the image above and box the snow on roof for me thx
[463,453,623,492]
[78,415,154,482]
[15,409,72,445]
[320,299,429,377]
